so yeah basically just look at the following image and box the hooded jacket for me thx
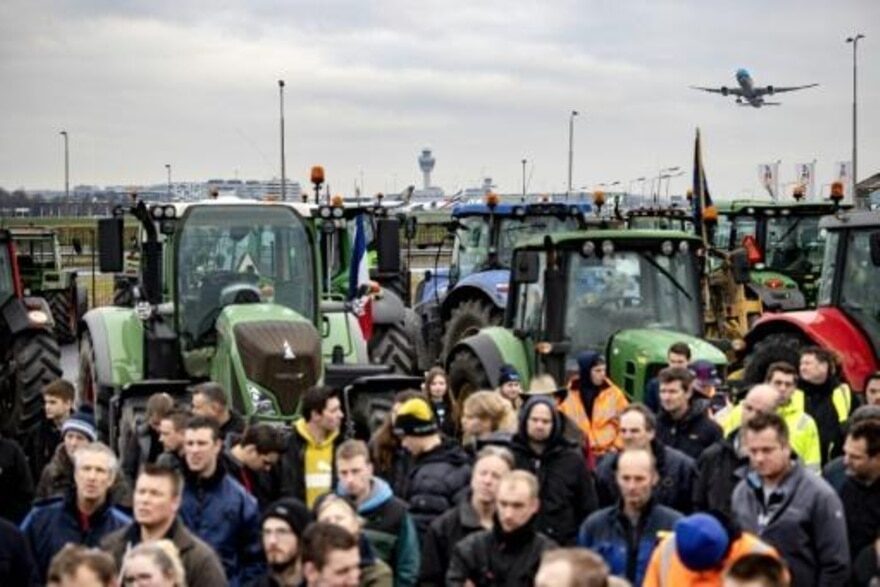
[560,351,629,457]
[656,397,722,460]
[447,516,556,587]
[510,396,599,545]
[341,476,420,587]
[222,433,281,511]
[801,376,854,465]
[692,429,749,518]
[731,457,850,587]
[402,438,472,537]
[180,461,262,586]
[19,416,63,482]
[20,491,131,584]
[278,419,343,507]
[0,435,34,524]
[596,439,696,514]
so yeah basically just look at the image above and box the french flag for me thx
[348,214,373,340]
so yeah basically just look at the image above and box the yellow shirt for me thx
[295,419,338,507]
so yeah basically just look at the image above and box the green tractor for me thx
[8,226,88,343]
[80,198,400,452]
[446,229,727,400]
[0,229,63,434]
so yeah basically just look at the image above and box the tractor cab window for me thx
[176,205,314,348]
[16,237,56,272]
[732,216,757,249]
[513,252,548,335]
[565,247,701,355]
[817,231,839,307]
[838,229,880,351]
[453,216,492,279]
[713,215,733,249]
[0,245,14,304]
[765,215,825,274]
[497,215,579,267]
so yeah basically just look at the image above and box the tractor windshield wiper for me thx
[639,252,693,301]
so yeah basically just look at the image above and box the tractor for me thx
[80,197,405,453]
[445,228,727,401]
[415,195,595,365]
[9,226,88,343]
[741,209,880,391]
[625,206,696,233]
[0,229,63,434]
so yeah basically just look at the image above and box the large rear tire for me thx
[743,332,807,385]
[441,298,502,361]
[78,332,110,442]
[47,289,76,344]
[0,331,62,434]
[447,348,491,404]
[369,316,419,375]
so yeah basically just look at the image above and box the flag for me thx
[835,161,853,199]
[348,214,373,339]
[794,161,816,200]
[758,162,780,199]
[692,128,716,245]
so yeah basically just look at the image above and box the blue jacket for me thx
[578,500,681,587]
[20,493,131,584]
[180,464,262,587]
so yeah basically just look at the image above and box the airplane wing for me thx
[753,83,819,96]
[691,86,745,96]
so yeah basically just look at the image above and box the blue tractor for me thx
[414,196,595,365]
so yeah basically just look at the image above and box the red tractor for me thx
[742,210,880,391]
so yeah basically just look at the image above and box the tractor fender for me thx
[440,269,510,321]
[82,307,145,387]
[372,289,406,326]
[21,296,56,329]
[446,326,530,388]
[75,282,89,334]
[746,308,878,392]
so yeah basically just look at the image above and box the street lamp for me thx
[59,131,69,199]
[278,79,287,201]
[165,164,172,198]
[628,177,645,199]
[567,110,579,200]
[521,158,527,201]
[846,33,865,207]
[664,170,685,199]
[654,166,680,203]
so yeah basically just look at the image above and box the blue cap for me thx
[674,513,730,571]
[498,364,520,386]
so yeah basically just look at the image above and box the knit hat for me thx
[690,360,721,396]
[262,497,312,537]
[498,364,521,386]
[61,405,97,442]
[393,397,438,437]
[674,513,730,571]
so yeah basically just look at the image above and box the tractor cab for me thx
[625,206,696,233]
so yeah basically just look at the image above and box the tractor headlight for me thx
[27,310,49,325]
[332,207,344,219]
[162,205,176,219]
[248,384,277,415]
[319,206,332,219]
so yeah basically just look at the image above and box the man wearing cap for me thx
[731,412,850,586]
[509,395,598,545]
[643,512,780,587]
[393,396,471,537]
[497,364,523,410]
[252,497,312,587]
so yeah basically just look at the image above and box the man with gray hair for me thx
[21,441,131,584]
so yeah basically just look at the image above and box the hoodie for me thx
[577,351,606,417]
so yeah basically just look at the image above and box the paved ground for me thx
[61,343,78,386]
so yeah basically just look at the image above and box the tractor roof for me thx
[451,201,592,218]
[147,197,313,220]
[7,227,56,238]
[819,209,880,230]
[716,200,847,215]
[515,228,701,250]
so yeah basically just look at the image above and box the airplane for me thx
[691,68,818,108]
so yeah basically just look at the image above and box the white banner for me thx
[794,161,816,200]
[835,161,853,198]
[758,162,780,200]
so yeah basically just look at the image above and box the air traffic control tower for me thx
[419,148,436,190]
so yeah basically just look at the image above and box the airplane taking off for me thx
[691,68,818,107]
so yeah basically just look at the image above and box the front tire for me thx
[369,317,419,375]
[0,331,62,434]
[441,299,502,361]
[447,348,491,404]
[47,289,76,344]
[78,332,110,442]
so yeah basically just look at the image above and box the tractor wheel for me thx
[743,332,807,385]
[47,289,76,344]
[1,331,62,434]
[78,332,110,442]
[369,316,419,375]
[379,273,409,306]
[447,348,491,404]
[441,299,502,361]
[117,397,146,459]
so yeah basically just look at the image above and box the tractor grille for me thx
[234,321,321,416]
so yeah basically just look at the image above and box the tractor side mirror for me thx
[404,215,418,240]
[72,238,83,255]
[375,218,401,274]
[512,251,540,284]
[730,249,751,285]
[870,231,880,267]
[97,217,124,273]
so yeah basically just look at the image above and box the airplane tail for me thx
[762,102,782,106]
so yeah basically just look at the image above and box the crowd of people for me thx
[0,342,879,587]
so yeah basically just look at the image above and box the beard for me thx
[267,550,297,571]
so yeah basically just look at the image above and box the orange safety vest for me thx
[559,377,629,456]
[642,531,781,587]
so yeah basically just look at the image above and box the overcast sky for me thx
[0,0,876,199]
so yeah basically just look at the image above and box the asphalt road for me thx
[61,343,79,386]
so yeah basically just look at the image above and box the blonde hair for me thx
[122,540,187,587]
[462,390,518,442]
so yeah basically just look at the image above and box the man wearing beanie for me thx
[252,497,312,587]
[393,396,471,537]
[509,395,598,545]
[643,512,781,587]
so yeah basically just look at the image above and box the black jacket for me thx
[420,498,486,586]
[447,518,556,587]
[596,439,696,514]
[120,422,163,481]
[19,417,62,482]
[802,377,851,465]
[220,410,247,440]
[0,517,36,586]
[509,397,598,545]
[0,436,34,524]
[222,440,280,511]
[402,439,472,537]
[278,424,343,504]
[692,429,749,518]
[656,398,722,460]
[838,474,880,561]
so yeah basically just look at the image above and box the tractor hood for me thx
[452,269,510,308]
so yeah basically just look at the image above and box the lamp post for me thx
[521,158,527,201]
[165,163,172,198]
[654,166,679,204]
[278,79,287,201]
[567,110,579,200]
[628,176,645,199]
[664,170,685,199]
[59,131,69,199]
[846,34,865,208]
